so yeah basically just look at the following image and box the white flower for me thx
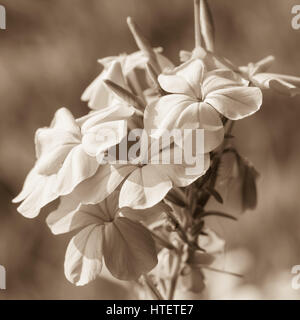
[46,191,159,285]
[12,108,98,218]
[57,136,210,211]
[239,56,300,96]
[81,49,174,110]
[13,104,134,218]
[145,59,263,153]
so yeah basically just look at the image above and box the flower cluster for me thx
[13,0,300,299]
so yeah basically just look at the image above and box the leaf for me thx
[165,190,186,208]
[205,187,223,204]
[200,210,237,221]
[240,158,259,211]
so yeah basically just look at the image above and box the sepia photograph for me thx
[1,0,300,302]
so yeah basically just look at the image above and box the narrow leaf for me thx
[202,266,243,278]
[205,187,223,204]
[165,191,186,208]
[240,159,259,211]
[200,211,237,221]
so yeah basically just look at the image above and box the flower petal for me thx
[47,199,104,235]
[120,202,167,225]
[35,135,78,176]
[12,167,41,203]
[82,120,128,157]
[145,96,223,153]
[198,102,224,153]
[34,108,81,175]
[155,153,210,186]
[80,103,134,135]
[103,217,157,280]
[119,165,173,209]
[64,224,104,286]
[50,108,81,134]
[71,164,136,205]
[252,73,300,96]
[205,86,262,120]
[202,69,247,97]
[144,94,198,136]
[55,145,99,196]
[268,78,300,96]
[16,173,58,218]
[158,59,204,97]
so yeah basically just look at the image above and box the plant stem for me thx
[143,275,164,300]
[168,247,182,300]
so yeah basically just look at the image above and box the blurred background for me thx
[1,0,300,299]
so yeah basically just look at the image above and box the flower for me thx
[61,134,210,211]
[13,104,134,218]
[81,49,174,110]
[145,59,263,153]
[46,191,159,285]
[239,55,300,96]
[180,50,300,96]
[12,108,98,218]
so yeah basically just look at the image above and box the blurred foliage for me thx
[0,0,300,299]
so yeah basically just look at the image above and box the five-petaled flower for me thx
[13,104,134,218]
[145,59,263,153]
[46,191,162,285]
[239,55,300,97]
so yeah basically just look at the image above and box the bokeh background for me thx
[1,0,300,299]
